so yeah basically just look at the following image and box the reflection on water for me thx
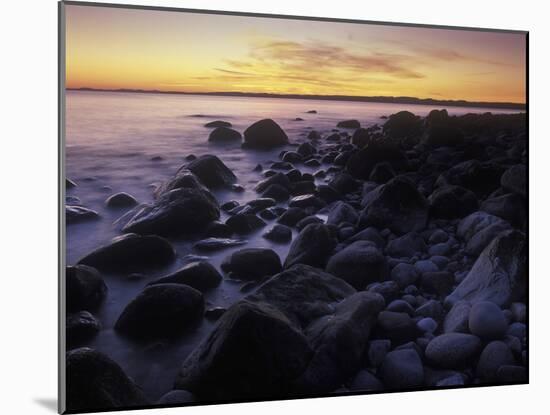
[65,90,518,400]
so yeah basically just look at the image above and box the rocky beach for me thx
[65,94,527,412]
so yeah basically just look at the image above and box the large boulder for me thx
[153,170,212,199]
[208,126,242,143]
[422,110,464,147]
[428,185,478,219]
[115,284,204,340]
[221,248,282,280]
[186,155,237,188]
[436,160,504,197]
[326,241,388,290]
[78,234,175,271]
[284,224,337,269]
[175,301,312,400]
[326,201,358,226]
[445,230,526,307]
[295,292,385,393]
[346,142,408,180]
[383,111,422,139]
[66,348,149,412]
[122,188,220,235]
[358,176,429,235]
[501,164,526,197]
[147,261,222,292]
[480,193,526,228]
[66,265,107,312]
[351,128,372,148]
[243,119,289,148]
[457,211,512,256]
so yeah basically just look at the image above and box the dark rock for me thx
[66,348,149,412]
[436,160,504,198]
[290,181,317,196]
[115,284,204,339]
[496,365,527,383]
[510,302,526,323]
[148,262,222,292]
[153,170,208,198]
[386,232,426,258]
[347,227,385,248]
[481,193,526,228]
[379,349,424,389]
[289,194,324,209]
[376,311,419,344]
[476,341,515,382]
[425,333,482,369]
[243,119,289,148]
[348,370,383,391]
[78,234,175,271]
[358,177,429,235]
[307,130,321,140]
[383,111,422,139]
[284,224,336,268]
[263,224,292,243]
[423,110,464,147]
[369,162,396,184]
[296,215,324,231]
[337,119,360,128]
[204,120,232,128]
[157,390,195,405]
[351,128,372,148]
[443,301,471,333]
[175,301,312,400]
[328,172,358,194]
[221,248,282,280]
[262,184,290,201]
[366,339,391,368]
[501,164,526,197]
[457,211,512,255]
[277,207,308,227]
[66,178,77,188]
[445,230,526,307]
[193,237,247,251]
[66,205,99,224]
[123,188,219,235]
[326,241,387,289]
[415,300,444,321]
[367,281,399,303]
[204,307,227,321]
[297,142,316,157]
[282,151,302,163]
[326,201,358,226]
[67,311,101,347]
[66,265,107,312]
[255,172,291,193]
[208,126,242,143]
[105,192,138,208]
[417,317,438,333]
[468,301,508,340]
[387,299,415,315]
[186,155,237,188]
[429,185,478,219]
[346,142,408,180]
[226,213,266,234]
[317,184,343,203]
[204,221,232,238]
[414,259,439,274]
[420,272,454,296]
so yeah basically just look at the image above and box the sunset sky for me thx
[64,4,527,103]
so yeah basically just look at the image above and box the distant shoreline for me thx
[66,87,526,111]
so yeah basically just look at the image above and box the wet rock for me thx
[157,390,195,405]
[243,119,289,148]
[204,120,232,128]
[326,241,388,290]
[148,261,222,292]
[445,230,526,307]
[153,170,208,198]
[263,224,292,243]
[282,151,302,163]
[186,154,237,188]
[115,284,204,339]
[204,307,227,321]
[204,221,233,238]
[468,301,508,340]
[290,181,317,196]
[379,349,424,389]
[175,301,312,400]
[328,172,359,194]
[66,265,107,312]
[476,341,515,382]
[208,126,242,143]
[105,192,138,208]
[284,224,336,268]
[376,311,419,344]
[358,177,429,235]
[296,215,324,231]
[390,263,419,289]
[383,111,422,139]
[337,119,360,128]
[351,128,372,148]
[66,178,77,188]
[193,237,247,251]
[501,164,526,197]
[326,201,358,226]
[425,333,482,369]
[289,194,324,209]
[277,207,308,226]
[346,142,408,180]
[297,142,316,157]
[262,183,290,201]
[67,311,101,347]
[255,172,291,193]
[226,213,266,234]
[66,348,149,412]
[221,248,282,280]
[429,185,478,219]
[307,130,321,140]
[66,205,99,224]
[317,184,343,203]
[78,234,175,271]
[123,188,219,235]
[386,232,427,258]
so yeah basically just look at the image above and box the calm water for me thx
[65,90,518,400]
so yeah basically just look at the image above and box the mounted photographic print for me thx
[59,1,528,413]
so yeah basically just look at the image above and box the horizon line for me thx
[66,87,526,110]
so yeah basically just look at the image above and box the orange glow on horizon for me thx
[65,5,526,104]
